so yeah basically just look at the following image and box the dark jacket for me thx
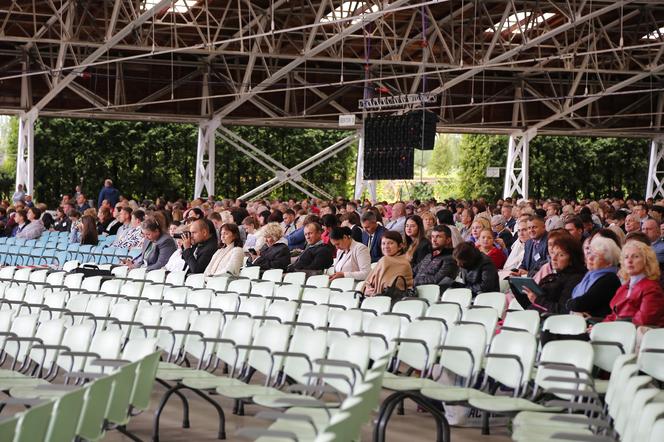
[565,272,621,318]
[413,248,458,291]
[519,234,549,276]
[459,255,500,297]
[531,267,586,314]
[497,229,515,253]
[361,225,385,263]
[350,225,363,243]
[410,240,432,268]
[53,218,71,232]
[98,186,120,208]
[182,236,218,274]
[133,233,177,271]
[287,242,335,273]
[250,242,291,271]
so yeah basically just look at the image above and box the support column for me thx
[503,129,535,199]
[194,119,219,199]
[646,138,664,199]
[353,129,366,200]
[16,111,36,195]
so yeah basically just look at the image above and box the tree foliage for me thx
[27,118,354,206]
[456,134,649,200]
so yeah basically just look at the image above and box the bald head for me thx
[392,202,405,219]
[642,218,661,243]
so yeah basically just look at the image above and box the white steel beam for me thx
[354,128,366,200]
[503,129,536,199]
[194,119,220,198]
[210,0,411,123]
[429,1,634,97]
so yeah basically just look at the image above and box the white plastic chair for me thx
[261,269,283,283]
[502,310,540,335]
[239,266,261,280]
[542,314,587,335]
[472,291,507,317]
[306,274,330,288]
[329,277,356,292]
[590,321,637,372]
[416,284,440,304]
[282,272,306,286]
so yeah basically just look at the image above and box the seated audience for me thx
[340,211,363,243]
[436,209,463,247]
[247,222,290,271]
[11,209,28,237]
[405,215,432,268]
[452,242,500,297]
[78,214,99,246]
[181,219,218,274]
[363,230,414,298]
[320,213,339,244]
[114,209,144,249]
[413,225,458,291]
[329,226,372,281]
[491,214,514,253]
[204,223,244,276]
[127,218,176,270]
[68,210,82,243]
[476,228,506,270]
[603,240,664,327]
[287,222,335,274]
[567,236,621,318]
[521,235,586,314]
[17,207,44,240]
[97,206,121,236]
[499,218,528,279]
[514,215,549,277]
[641,218,664,265]
[242,216,259,251]
[361,211,385,263]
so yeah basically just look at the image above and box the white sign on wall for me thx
[338,114,356,127]
[486,167,500,178]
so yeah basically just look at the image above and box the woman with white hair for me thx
[567,235,622,318]
[247,222,290,271]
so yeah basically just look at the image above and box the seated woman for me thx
[247,222,290,272]
[363,230,414,298]
[205,223,245,277]
[328,226,372,282]
[17,207,44,240]
[567,236,621,318]
[476,228,506,270]
[78,214,99,246]
[603,240,664,327]
[405,215,432,268]
[522,235,586,314]
[452,242,500,297]
[498,219,528,279]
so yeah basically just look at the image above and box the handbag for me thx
[381,275,414,304]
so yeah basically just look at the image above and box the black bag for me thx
[71,264,113,278]
[381,275,414,304]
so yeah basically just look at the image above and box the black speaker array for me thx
[363,110,438,180]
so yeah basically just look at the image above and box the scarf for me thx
[571,266,617,299]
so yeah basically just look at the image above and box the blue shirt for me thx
[652,239,664,265]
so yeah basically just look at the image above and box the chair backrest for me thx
[129,350,161,412]
[185,273,206,289]
[329,277,356,292]
[156,309,191,357]
[216,317,255,371]
[187,289,214,309]
[165,270,186,286]
[301,287,331,305]
[210,293,239,313]
[590,321,637,372]
[472,291,507,317]
[485,331,537,394]
[31,319,66,370]
[13,399,54,442]
[80,275,103,292]
[362,315,401,360]
[282,272,306,286]
[163,286,189,305]
[296,304,330,330]
[247,323,291,377]
[56,323,94,372]
[306,274,330,288]
[146,269,167,283]
[264,300,298,324]
[461,308,499,343]
[325,309,363,345]
[359,296,391,319]
[501,310,540,334]
[239,266,261,280]
[622,390,664,442]
[439,323,487,383]
[227,278,251,294]
[632,402,664,442]
[86,329,123,372]
[535,340,595,398]
[324,336,370,395]
[140,284,164,303]
[423,303,461,331]
[542,314,587,335]
[261,269,283,283]
[251,281,275,298]
[100,279,123,295]
[238,296,267,317]
[105,360,141,426]
[130,306,162,339]
[206,275,229,292]
[638,328,664,382]
[440,288,472,310]
[283,328,329,384]
[44,387,86,442]
[273,283,301,302]
[397,319,444,373]
[184,313,222,362]
[416,284,440,304]
[328,291,360,311]
[4,315,38,361]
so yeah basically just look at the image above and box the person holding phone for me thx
[246,222,290,272]
[125,218,176,270]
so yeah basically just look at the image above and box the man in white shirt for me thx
[384,202,407,238]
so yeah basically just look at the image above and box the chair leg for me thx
[152,383,187,442]
[117,425,143,442]
[373,392,405,442]
[156,378,190,428]
[407,394,450,442]
[190,388,227,440]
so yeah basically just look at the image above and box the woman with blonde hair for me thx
[420,211,436,238]
[603,240,664,326]
[247,222,290,271]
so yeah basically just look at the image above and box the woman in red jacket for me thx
[604,240,664,327]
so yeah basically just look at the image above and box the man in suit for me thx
[361,211,385,263]
[512,215,549,277]
[287,222,335,274]
[128,218,176,270]
[181,219,218,274]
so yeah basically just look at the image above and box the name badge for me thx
[534,253,541,261]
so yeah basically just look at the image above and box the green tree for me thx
[428,133,462,176]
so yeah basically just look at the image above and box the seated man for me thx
[181,219,218,274]
[361,211,385,263]
[287,214,320,251]
[287,222,335,274]
[413,225,458,292]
